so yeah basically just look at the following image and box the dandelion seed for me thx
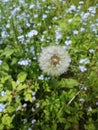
[38,46,71,76]
[73,30,78,35]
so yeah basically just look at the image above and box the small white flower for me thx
[88,6,96,14]
[18,35,24,43]
[79,65,87,72]
[6,23,10,28]
[26,30,38,38]
[79,1,84,4]
[42,14,47,19]
[38,46,71,76]
[80,12,90,20]
[32,96,36,101]
[88,107,92,112]
[0,60,2,65]
[80,85,87,91]
[0,103,5,112]
[36,103,40,108]
[79,58,90,64]
[34,14,38,18]
[52,17,58,20]
[55,28,62,42]
[89,49,95,53]
[23,118,27,124]
[32,92,36,96]
[70,5,76,11]
[38,75,44,80]
[65,40,72,46]
[29,4,35,9]
[66,5,76,13]
[1,91,6,96]
[96,102,98,106]
[79,98,85,104]
[73,30,78,35]
[22,103,27,107]
[80,27,86,32]
[16,106,21,111]
[28,128,32,130]
[68,18,73,23]
[31,119,36,124]
[18,59,31,66]
[32,107,35,112]
[1,31,9,38]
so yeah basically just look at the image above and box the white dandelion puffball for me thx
[38,46,71,76]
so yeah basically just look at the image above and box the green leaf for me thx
[11,58,18,65]
[2,114,14,127]
[17,84,28,91]
[17,72,27,82]
[6,106,15,113]
[1,75,10,83]
[59,78,79,88]
[58,118,66,123]
[1,47,14,57]
[0,124,4,130]
[1,62,9,71]
[24,89,32,102]
[51,122,57,130]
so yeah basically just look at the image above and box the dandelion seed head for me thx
[38,46,71,76]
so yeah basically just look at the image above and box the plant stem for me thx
[67,90,81,106]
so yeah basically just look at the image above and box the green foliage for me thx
[59,78,79,88]
[0,0,98,129]
[17,71,27,83]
